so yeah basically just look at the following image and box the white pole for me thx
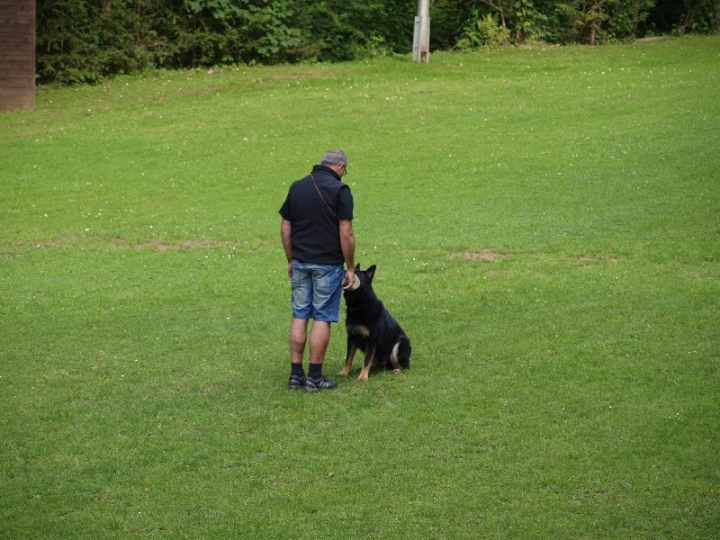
[412,0,430,63]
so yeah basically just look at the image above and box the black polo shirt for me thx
[279,165,353,265]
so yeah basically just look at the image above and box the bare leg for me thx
[310,321,330,364]
[289,318,308,365]
[309,320,331,365]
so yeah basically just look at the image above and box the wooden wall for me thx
[0,0,35,111]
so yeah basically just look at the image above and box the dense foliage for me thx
[35,0,720,84]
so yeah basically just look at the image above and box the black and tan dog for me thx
[339,264,411,381]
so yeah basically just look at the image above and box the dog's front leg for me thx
[358,343,376,382]
[338,337,357,377]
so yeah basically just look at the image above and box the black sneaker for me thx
[304,376,337,392]
[288,374,305,390]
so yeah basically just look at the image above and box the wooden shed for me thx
[0,0,35,111]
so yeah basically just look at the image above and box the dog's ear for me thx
[355,263,361,270]
[365,265,376,283]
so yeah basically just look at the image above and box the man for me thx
[279,149,356,391]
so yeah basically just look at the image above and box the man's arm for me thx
[339,219,355,288]
[281,219,293,280]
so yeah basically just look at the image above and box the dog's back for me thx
[340,265,411,381]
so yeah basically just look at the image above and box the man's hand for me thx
[341,268,355,290]
[287,261,293,281]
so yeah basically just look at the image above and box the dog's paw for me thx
[392,368,402,375]
[338,367,351,377]
[357,374,369,382]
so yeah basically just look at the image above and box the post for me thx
[412,0,430,63]
[0,0,36,110]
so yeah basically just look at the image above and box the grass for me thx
[1,36,719,539]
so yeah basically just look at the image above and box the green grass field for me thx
[2,36,719,539]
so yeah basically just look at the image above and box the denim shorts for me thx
[291,260,344,322]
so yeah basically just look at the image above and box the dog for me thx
[339,264,411,381]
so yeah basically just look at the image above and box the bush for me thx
[33,0,719,84]
[458,13,512,50]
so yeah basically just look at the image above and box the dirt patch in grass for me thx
[134,239,217,251]
[25,236,269,252]
[129,238,260,251]
[576,254,621,263]
[451,249,508,262]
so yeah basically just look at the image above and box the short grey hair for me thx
[321,149,348,166]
